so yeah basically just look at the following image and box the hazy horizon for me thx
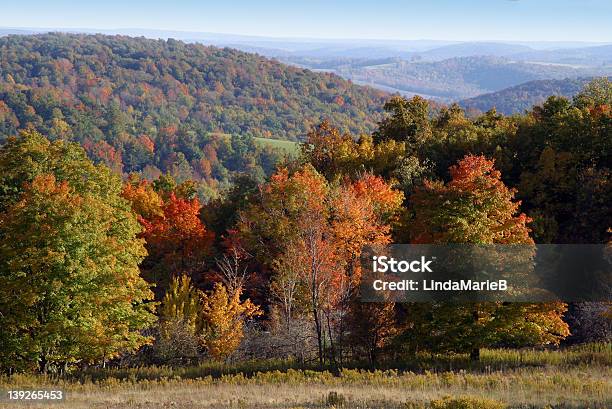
[2,27,611,55]
[1,0,611,43]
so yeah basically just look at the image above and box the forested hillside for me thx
[0,33,386,196]
[459,78,597,115]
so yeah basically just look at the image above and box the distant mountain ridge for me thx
[458,78,601,115]
[416,42,534,61]
[316,56,611,101]
[512,44,612,66]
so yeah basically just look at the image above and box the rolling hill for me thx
[0,33,388,189]
[458,78,598,115]
[321,56,611,101]
[416,42,534,61]
[512,44,612,66]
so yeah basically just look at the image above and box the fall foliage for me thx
[0,132,155,372]
[200,283,262,360]
[1,68,609,373]
[123,178,214,296]
[406,155,569,359]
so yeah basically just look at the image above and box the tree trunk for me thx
[313,308,324,367]
[471,308,480,362]
[38,356,48,374]
[326,313,337,366]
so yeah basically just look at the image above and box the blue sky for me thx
[1,0,611,42]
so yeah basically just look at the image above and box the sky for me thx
[1,0,611,42]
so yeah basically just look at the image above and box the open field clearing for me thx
[2,346,610,409]
[2,366,610,409]
[253,137,301,155]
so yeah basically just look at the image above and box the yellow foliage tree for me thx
[199,283,262,360]
[159,275,202,336]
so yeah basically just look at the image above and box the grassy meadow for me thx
[253,136,301,155]
[1,344,610,409]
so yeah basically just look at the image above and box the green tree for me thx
[373,95,432,150]
[0,131,155,373]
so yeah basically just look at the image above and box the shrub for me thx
[325,391,346,407]
[430,396,506,409]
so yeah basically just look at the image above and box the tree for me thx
[270,244,304,329]
[239,165,402,365]
[214,234,253,297]
[122,176,164,221]
[345,300,398,365]
[509,89,610,243]
[159,275,202,336]
[302,121,408,182]
[0,131,155,373]
[155,275,203,363]
[573,77,612,108]
[239,165,338,365]
[407,155,569,360]
[373,95,432,150]
[411,155,532,245]
[126,185,214,297]
[301,120,360,181]
[199,283,261,360]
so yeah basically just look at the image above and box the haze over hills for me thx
[415,42,534,60]
[458,77,599,115]
[1,27,610,55]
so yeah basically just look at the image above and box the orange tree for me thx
[406,155,569,360]
[123,177,214,297]
[239,164,402,365]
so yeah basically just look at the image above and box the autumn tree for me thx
[302,121,409,182]
[373,95,432,150]
[407,155,569,360]
[199,283,261,360]
[510,86,611,243]
[301,120,361,181]
[214,232,254,297]
[122,175,164,221]
[411,155,532,245]
[155,275,202,363]
[0,131,155,373]
[573,77,612,108]
[123,177,214,297]
[156,274,262,361]
[239,165,339,365]
[345,300,398,365]
[159,275,202,336]
[239,165,402,365]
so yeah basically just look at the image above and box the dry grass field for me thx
[1,345,610,409]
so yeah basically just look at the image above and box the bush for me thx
[325,391,346,407]
[430,396,506,409]
[153,319,202,365]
